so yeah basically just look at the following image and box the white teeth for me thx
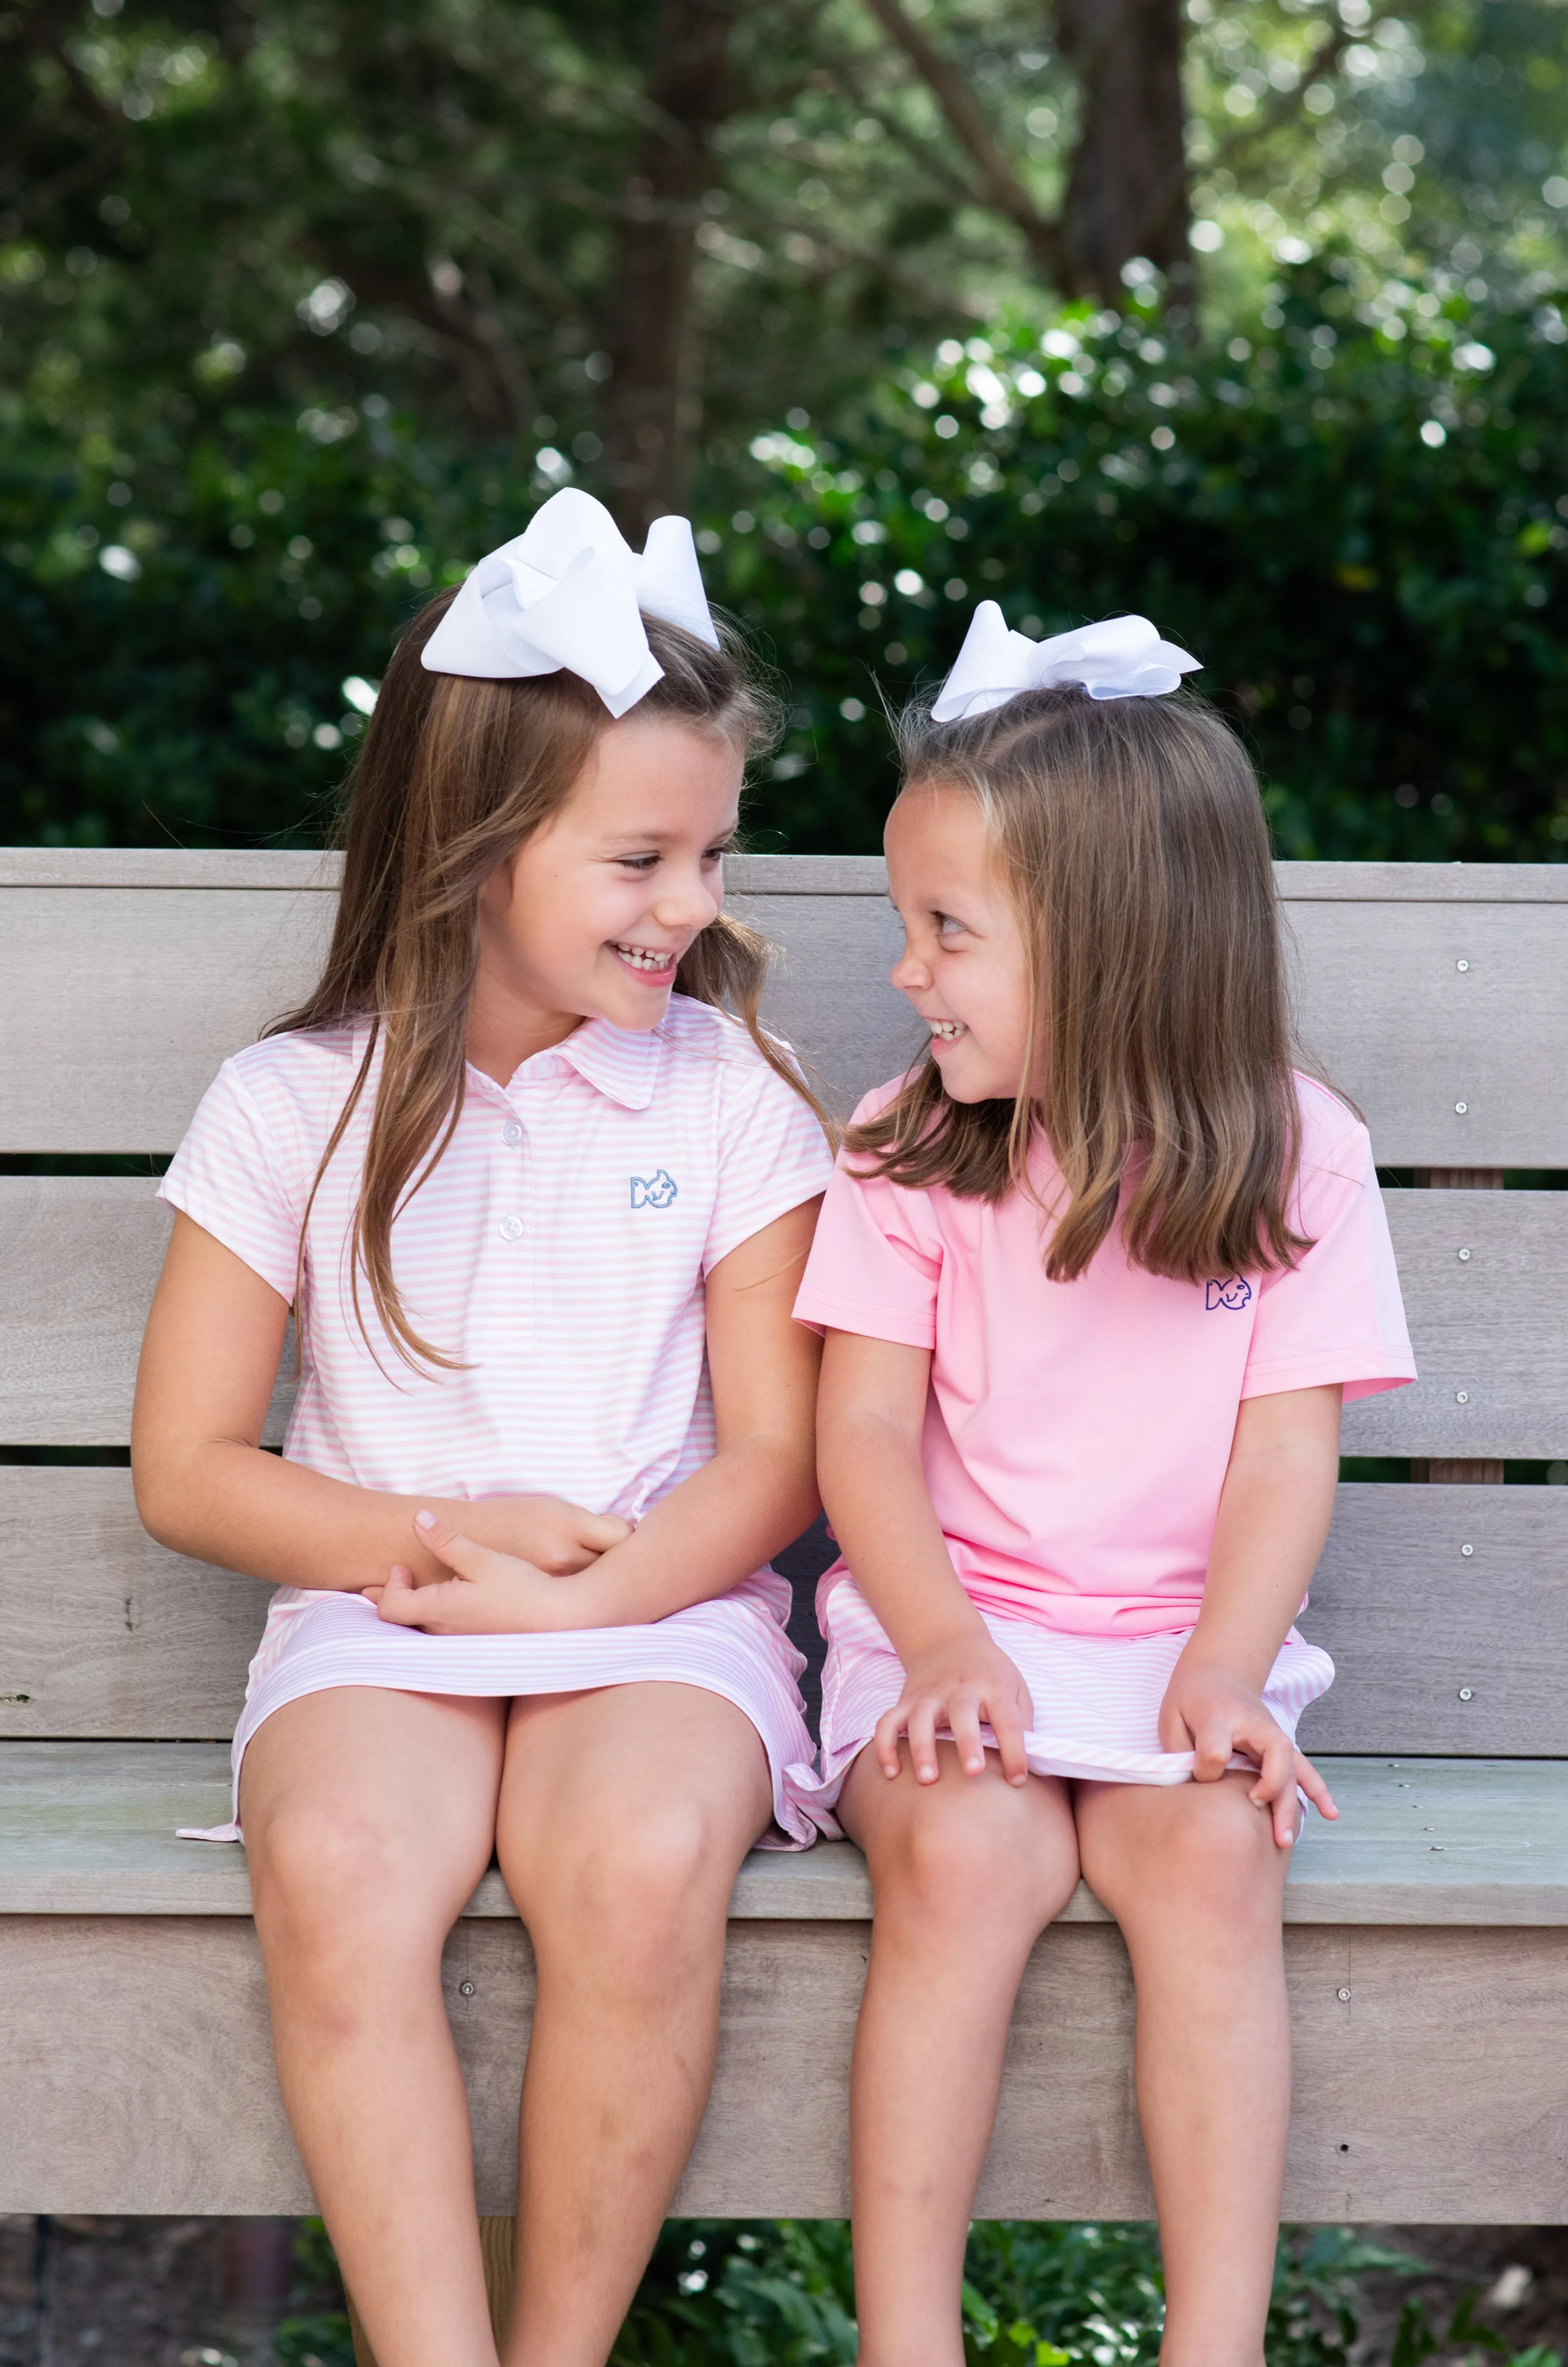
[614,943,674,971]
[929,1020,965,1040]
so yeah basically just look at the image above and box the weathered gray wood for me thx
[5,1745,1568,1925]
[0,1470,266,1738]
[1277,862,1568,902]
[0,850,342,890]
[3,1907,1567,2217]
[0,1179,172,1442]
[0,1180,294,1446]
[1342,1192,1568,1459]
[4,1471,1566,1752]
[1284,896,1568,1167]
[0,886,336,1151]
[1296,1484,1568,1757]
[4,854,1568,1154]
[7,850,1568,899]
[730,889,918,1115]
[8,1178,1566,1456]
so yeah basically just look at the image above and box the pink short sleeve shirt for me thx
[793,1072,1416,1638]
[160,995,832,1522]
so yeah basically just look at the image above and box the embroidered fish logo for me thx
[631,1170,679,1211]
[1205,1276,1253,1311]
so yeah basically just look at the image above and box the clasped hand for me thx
[1158,1657,1338,1847]
[360,1494,632,1635]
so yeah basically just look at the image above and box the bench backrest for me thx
[3,851,1566,1755]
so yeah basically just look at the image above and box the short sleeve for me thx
[1241,1114,1416,1404]
[792,1096,944,1347]
[157,1054,308,1302]
[703,1057,835,1274]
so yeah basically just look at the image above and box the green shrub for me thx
[5,259,1568,861]
[725,260,1568,863]
[611,2217,1432,2367]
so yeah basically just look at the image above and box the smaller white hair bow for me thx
[931,601,1200,722]
[421,487,719,717]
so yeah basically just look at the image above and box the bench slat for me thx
[3,1744,1565,1924]
[0,1180,294,1447]
[5,1179,1564,1457]
[4,1866,1568,2217]
[0,884,335,1152]
[3,1475,1565,1751]
[0,1470,266,1736]
[1298,1483,1568,1755]
[4,858,1568,1158]
[1342,1191,1568,1459]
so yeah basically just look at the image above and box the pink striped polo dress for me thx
[791,1071,1417,1804]
[159,993,836,1846]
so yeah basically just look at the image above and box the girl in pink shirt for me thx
[132,491,833,2367]
[791,608,1414,2367]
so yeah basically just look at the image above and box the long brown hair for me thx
[273,596,820,1372]
[849,683,1312,1285]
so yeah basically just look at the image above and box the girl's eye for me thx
[935,911,966,937]
[702,843,730,865]
[618,855,661,873]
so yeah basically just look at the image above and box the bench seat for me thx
[5,1741,1568,1926]
[6,1740,1568,2226]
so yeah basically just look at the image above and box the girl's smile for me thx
[470,712,742,1081]
[884,784,1035,1103]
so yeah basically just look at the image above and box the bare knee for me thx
[1088,1781,1285,1937]
[247,1798,455,1978]
[513,1797,733,1993]
[865,1777,1072,1942]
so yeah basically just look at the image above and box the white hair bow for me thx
[421,487,719,717]
[931,602,1200,722]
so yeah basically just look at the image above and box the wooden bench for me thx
[3,849,1568,2225]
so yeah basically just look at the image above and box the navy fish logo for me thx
[1205,1276,1253,1311]
[631,1169,679,1210]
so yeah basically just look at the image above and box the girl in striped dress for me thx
[131,491,833,2367]
[791,608,1415,2367]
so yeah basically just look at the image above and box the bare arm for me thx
[811,1327,1034,1786]
[1159,1382,1344,1842]
[131,1212,631,1590]
[368,1197,825,1631]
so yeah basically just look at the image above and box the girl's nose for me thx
[890,946,929,994]
[654,874,721,934]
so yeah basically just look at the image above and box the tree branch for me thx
[1212,25,1352,169]
[820,42,988,214]
[857,0,1067,280]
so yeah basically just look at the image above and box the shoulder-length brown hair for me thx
[850,683,1311,1286]
[272,595,822,1372]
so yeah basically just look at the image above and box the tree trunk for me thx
[601,0,743,538]
[1055,0,1190,303]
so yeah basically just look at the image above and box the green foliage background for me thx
[9,259,1568,861]
[8,0,1568,861]
[271,2214,1559,2367]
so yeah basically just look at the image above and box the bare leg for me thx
[838,1743,1081,2367]
[1075,1773,1293,2367]
[241,1687,508,2367]
[493,1682,773,2367]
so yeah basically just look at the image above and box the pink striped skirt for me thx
[792,1578,1336,1815]
[180,1571,836,1851]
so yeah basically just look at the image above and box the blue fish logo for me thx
[1205,1276,1253,1311]
[631,1170,679,1211]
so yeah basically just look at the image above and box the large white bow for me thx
[931,602,1200,722]
[421,487,719,717]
